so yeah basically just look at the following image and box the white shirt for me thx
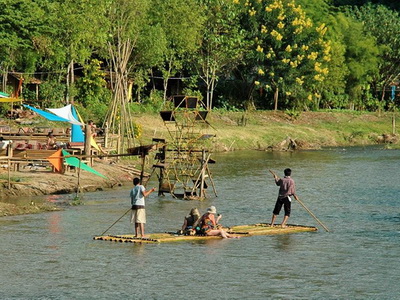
[130,185,145,206]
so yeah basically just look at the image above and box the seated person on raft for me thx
[179,208,201,235]
[197,206,236,239]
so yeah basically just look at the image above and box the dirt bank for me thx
[0,159,139,199]
[0,158,142,216]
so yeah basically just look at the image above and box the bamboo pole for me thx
[392,113,396,135]
[293,195,330,232]
[200,150,206,198]
[191,154,211,197]
[206,164,218,197]
[7,157,11,189]
[76,158,82,199]
[100,208,132,236]
[84,124,92,166]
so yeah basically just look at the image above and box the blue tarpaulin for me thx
[71,106,84,142]
[23,104,70,122]
[391,85,396,101]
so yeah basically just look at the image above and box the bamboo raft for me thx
[93,223,317,244]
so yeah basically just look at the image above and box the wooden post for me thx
[104,124,109,148]
[206,165,218,197]
[157,145,166,196]
[7,142,12,158]
[84,124,92,166]
[140,152,146,184]
[200,149,206,198]
[392,113,396,135]
[7,158,11,190]
[117,123,121,162]
[83,124,93,166]
[76,158,82,199]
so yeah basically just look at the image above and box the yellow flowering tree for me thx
[237,0,331,110]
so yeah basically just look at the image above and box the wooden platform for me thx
[93,223,317,244]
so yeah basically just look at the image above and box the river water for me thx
[0,147,399,299]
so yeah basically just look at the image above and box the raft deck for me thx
[93,223,317,244]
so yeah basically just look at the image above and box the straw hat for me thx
[207,206,217,214]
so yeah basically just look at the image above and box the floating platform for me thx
[93,223,317,244]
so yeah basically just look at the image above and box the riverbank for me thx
[0,158,139,216]
[1,110,398,216]
[136,110,399,151]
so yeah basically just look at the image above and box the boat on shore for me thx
[93,223,317,244]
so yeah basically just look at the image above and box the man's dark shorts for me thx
[273,196,291,216]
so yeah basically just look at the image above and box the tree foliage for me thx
[0,0,399,114]
[195,0,247,110]
[346,4,400,102]
[240,0,331,110]
[151,0,204,101]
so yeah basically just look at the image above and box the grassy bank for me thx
[0,201,60,217]
[134,110,399,151]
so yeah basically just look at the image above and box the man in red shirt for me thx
[270,168,297,228]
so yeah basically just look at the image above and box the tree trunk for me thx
[1,68,7,92]
[208,68,217,110]
[274,86,279,111]
[66,64,70,103]
[70,60,74,103]
[163,58,173,103]
[163,78,168,103]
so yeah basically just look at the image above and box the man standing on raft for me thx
[130,177,156,237]
[269,168,297,228]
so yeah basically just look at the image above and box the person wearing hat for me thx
[197,206,236,238]
[180,207,201,235]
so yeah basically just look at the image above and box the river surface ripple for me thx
[0,146,399,299]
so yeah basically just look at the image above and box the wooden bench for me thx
[12,149,58,159]
[9,149,60,171]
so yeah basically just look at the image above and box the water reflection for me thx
[273,234,294,252]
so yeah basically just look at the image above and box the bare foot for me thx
[281,224,287,228]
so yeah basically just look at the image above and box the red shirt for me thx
[200,213,216,231]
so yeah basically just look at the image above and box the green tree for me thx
[131,22,166,103]
[0,0,48,91]
[241,0,332,110]
[151,0,204,102]
[195,0,247,110]
[75,59,111,123]
[347,4,400,102]
[333,0,400,11]
[338,15,379,109]
[46,0,108,102]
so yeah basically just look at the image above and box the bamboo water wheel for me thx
[152,95,216,200]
